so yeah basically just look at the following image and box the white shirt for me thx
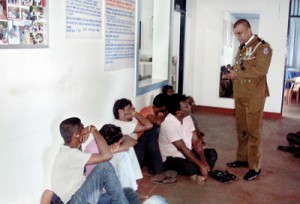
[159,114,195,162]
[112,119,138,139]
[84,141,143,190]
[51,145,91,203]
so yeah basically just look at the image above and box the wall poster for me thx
[66,0,102,39]
[0,0,48,48]
[105,0,135,70]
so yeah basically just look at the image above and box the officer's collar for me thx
[245,34,255,46]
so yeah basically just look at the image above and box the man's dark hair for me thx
[153,93,170,108]
[162,85,174,95]
[113,98,132,119]
[168,94,187,115]
[59,117,81,144]
[99,124,123,145]
[233,19,251,29]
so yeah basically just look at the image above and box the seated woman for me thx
[84,124,143,191]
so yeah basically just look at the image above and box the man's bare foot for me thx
[190,175,205,185]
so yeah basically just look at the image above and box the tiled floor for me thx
[137,108,300,204]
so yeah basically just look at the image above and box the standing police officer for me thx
[222,19,272,181]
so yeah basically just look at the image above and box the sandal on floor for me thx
[151,177,177,184]
[209,170,237,183]
[209,170,227,182]
[224,171,238,181]
[150,170,177,183]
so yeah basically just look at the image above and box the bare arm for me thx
[111,135,137,153]
[146,112,167,126]
[133,112,153,132]
[86,126,113,165]
[172,139,203,169]
[173,136,209,179]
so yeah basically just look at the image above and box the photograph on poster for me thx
[0,0,47,48]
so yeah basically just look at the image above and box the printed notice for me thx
[66,0,102,39]
[105,0,135,70]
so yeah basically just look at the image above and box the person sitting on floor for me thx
[51,117,139,204]
[84,124,142,191]
[139,93,170,136]
[162,85,175,96]
[278,131,300,158]
[158,94,218,184]
[112,98,176,184]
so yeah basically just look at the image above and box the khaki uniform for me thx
[232,35,272,171]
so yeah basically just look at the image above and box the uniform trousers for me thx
[235,97,266,171]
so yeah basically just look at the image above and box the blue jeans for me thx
[67,162,128,204]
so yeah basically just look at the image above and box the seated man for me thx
[162,85,175,96]
[158,94,218,184]
[139,93,170,135]
[51,117,138,204]
[85,124,141,191]
[112,98,165,176]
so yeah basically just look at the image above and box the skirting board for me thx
[192,106,282,120]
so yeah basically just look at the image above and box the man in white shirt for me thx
[112,98,166,175]
[51,117,138,204]
[159,94,217,184]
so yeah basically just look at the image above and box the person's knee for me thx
[123,188,139,204]
[204,148,218,170]
[93,162,114,173]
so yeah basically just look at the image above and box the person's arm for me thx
[132,111,153,132]
[111,135,137,153]
[86,125,113,165]
[146,112,167,126]
[172,139,208,179]
[191,131,209,172]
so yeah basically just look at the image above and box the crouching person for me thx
[51,117,139,204]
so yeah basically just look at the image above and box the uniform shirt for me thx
[159,114,195,162]
[51,145,91,203]
[233,34,272,98]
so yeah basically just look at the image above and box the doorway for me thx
[282,0,300,119]
[171,0,186,94]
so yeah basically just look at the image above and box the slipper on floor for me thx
[209,170,237,183]
[150,170,177,183]
[224,171,238,181]
[209,170,227,183]
[151,177,177,184]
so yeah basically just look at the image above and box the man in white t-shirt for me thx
[112,98,165,175]
[51,117,138,204]
[159,94,218,184]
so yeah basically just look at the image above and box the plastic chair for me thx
[287,77,300,104]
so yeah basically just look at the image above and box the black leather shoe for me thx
[277,145,300,153]
[227,161,249,168]
[243,169,261,181]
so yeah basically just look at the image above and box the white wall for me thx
[185,0,289,113]
[0,1,159,203]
